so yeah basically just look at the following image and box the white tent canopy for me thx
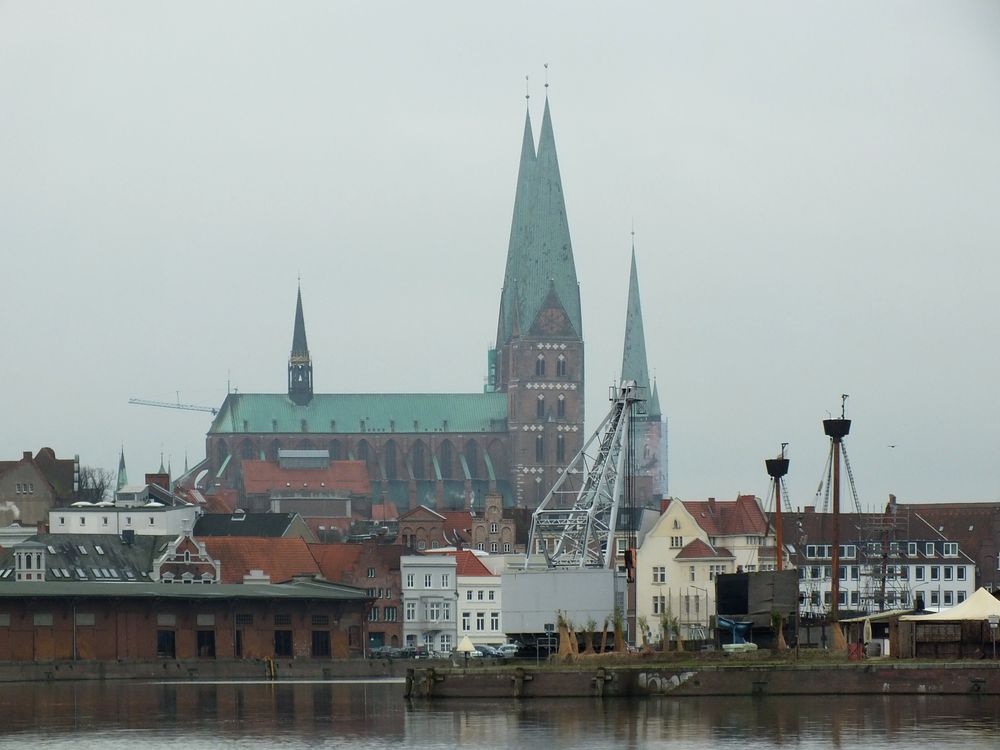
[900,587,1000,622]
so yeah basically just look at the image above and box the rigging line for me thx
[818,441,834,513]
[840,441,864,516]
[781,478,794,514]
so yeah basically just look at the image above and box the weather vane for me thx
[525,74,530,101]
[544,62,549,90]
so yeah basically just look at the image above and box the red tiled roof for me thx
[371,502,398,522]
[308,543,365,581]
[241,460,370,495]
[440,511,472,535]
[201,489,237,514]
[201,537,320,584]
[681,495,768,537]
[675,539,734,560]
[445,550,494,577]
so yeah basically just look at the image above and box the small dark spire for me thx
[291,282,309,359]
[288,283,314,405]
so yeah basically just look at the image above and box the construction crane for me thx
[526,380,642,570]
[129,397,218,416]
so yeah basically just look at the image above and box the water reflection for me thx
[1,680,998,748]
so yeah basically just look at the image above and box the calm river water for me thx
[1,679,998,748]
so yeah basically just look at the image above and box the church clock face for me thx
[537,308,567,335]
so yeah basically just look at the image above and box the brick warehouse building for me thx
[200,97,666,511]
[0,578,369,661]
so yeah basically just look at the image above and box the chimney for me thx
[707,497,717,513]
[22,451,31,461]
[36,521,48,535]
[804,505,815,514]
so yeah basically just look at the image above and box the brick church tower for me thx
[489,97,584,508]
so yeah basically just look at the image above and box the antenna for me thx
[544,62,549,91]
[525,74,530,101]
[841,393,849,419]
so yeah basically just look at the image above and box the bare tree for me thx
[78,466,115,503]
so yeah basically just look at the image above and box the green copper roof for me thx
[291,285,309,360]
[208,392,508,435]
[621,244,659,417]
[496,99,582,346]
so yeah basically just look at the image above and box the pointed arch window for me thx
[439,442,453,480]
[329,440,343,460]
[557,434,566,462]
[535,435,544,463]
[465,442,478,478]
[240,440,254,460]
[385,441,398,480]
[535,355,546,377]
[557,394,566,419]
[536,395,545,419]
[412,442,426,480]
[216,442,229,467]
[557,354,567,377]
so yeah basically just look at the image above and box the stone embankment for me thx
[404,654,1000,699]
[0,656,415,683]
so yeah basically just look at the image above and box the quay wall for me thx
[0,657,416,683]
[405,662,1000,699]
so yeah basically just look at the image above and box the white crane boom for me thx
[526,381,642,569]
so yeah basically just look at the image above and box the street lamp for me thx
[689,585,709,639]
[988,615,998,659]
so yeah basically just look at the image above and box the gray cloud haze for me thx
[2,1,999,508]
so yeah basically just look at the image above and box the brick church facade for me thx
[201,97,664,512]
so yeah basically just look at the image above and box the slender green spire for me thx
[649,379,661,418]
[496,97,581,347]
[158,452,166,474]
[116,447,128,491]
[291,283,309,359]
[621,243,658,416]
[288,282,314,405]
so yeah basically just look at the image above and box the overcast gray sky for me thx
[2,1,999,508]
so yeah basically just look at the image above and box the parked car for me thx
[475,645,500,658]
[367,646,400,659]
[497,643,520,658]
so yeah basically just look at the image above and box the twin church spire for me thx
[496,97,582,348]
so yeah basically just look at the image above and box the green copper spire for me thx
[158,452,166,474]
[291,284,309,359]
[621,243,658,416]
[496,97,582,346]
[649,378,661,418]
[116,447,128,491]
[288,283,314,405]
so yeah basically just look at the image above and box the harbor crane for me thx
[128,397,218,416]
[526,380,642,571]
